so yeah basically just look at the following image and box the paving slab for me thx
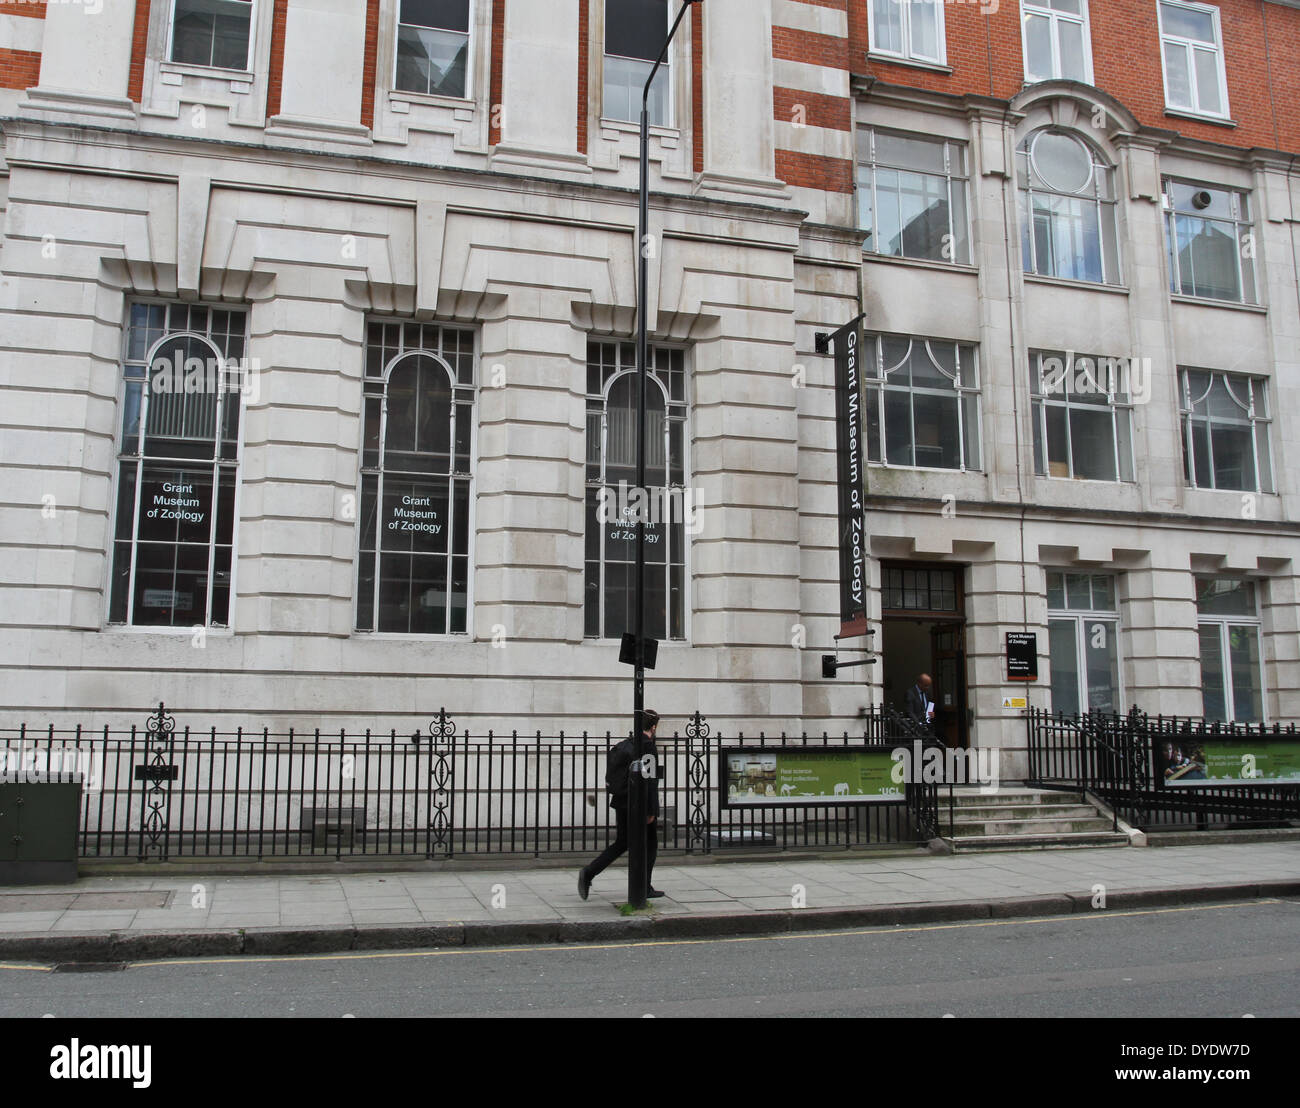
[0,842,1294,961]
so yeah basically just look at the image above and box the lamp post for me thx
[629,0,701,911]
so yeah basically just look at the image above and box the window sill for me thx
[598,116,682,143]
[353,631,472,642]
[865,51,952,75]
[388,89,476,116]
[869,463,981,476]
[1170,294,1266,315]
[104,624,234,636]
[1184,485,1276,497]
[1164,107,1236,128]
[584,638,691,647]
[159,61,254,85]
[1023,273,1129,296]
[861,250,977,275]
[1034,475,1136,486]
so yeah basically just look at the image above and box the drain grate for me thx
[51,962,128,973]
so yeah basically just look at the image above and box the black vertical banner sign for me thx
[832,314,867,639]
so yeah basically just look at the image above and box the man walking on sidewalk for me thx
[578,708,663,900]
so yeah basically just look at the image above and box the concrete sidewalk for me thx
[0,842,1296,963]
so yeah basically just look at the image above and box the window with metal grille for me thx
[585,340,687,641]
[358,322,476,635]
[882,567,958,613]
[110,303,247,628]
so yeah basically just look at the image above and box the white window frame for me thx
[1157,0,1231,120]
[1162,177,1256,304]
[167,0,257,73]
[584,340,690,643]
[856,127,972,265]
[868,0,947,67]
[109,302,247,631]
[1179,368,1273,494]
[864,333,982,473]
[1046,571,1123,715]
[602,0,674,127]
[392,0,475,103]
[1020,0,1094,85]
[355,321,478,638]
[1017,129,1121,286]
[1195,578,1265,723]
[1030,351,1136,483]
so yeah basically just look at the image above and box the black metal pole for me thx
[630,0,699,910]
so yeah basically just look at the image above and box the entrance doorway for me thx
[880,563,969,749]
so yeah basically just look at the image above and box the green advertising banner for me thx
[722,749,903,806]
[1158,738,1300,786]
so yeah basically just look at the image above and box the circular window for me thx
[1030,131,1093,193]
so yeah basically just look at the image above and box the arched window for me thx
[110,303,246,627]
[585,341,687,641]
[358,322,475,635]
[1017,128,1119,285]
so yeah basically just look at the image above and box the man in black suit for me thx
[578,709,663,900]
[905,673,935,731]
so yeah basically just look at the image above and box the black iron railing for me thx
[0,704,943,861]
[1027,706,1300,831]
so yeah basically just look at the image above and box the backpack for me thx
[605,737,634,805]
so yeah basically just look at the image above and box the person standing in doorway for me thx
[906,673,936,731]
[578,708,663,900]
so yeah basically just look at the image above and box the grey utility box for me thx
[0,775,83,885]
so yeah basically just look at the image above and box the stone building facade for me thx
[1,0,1298,777]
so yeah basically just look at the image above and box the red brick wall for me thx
[265,0,287,118]
[127,0,152,103]
[360,0,381,130]
[0,0,44,92]
[691,1,702,174]
[846,0,1297,153]
[1263,0,1300,150]
[774,86,851,131]
[775,149,855,192]
[577,0,588,154]
[489,0,505,145]
[773,0,854,193]
[0,48,39,89]
[0,0,46,17]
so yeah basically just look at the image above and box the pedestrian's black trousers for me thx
[584,806,657,884]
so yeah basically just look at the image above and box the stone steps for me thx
[947,830,1132,852]
[939,787,1130,852]
[948,803,1099,821]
